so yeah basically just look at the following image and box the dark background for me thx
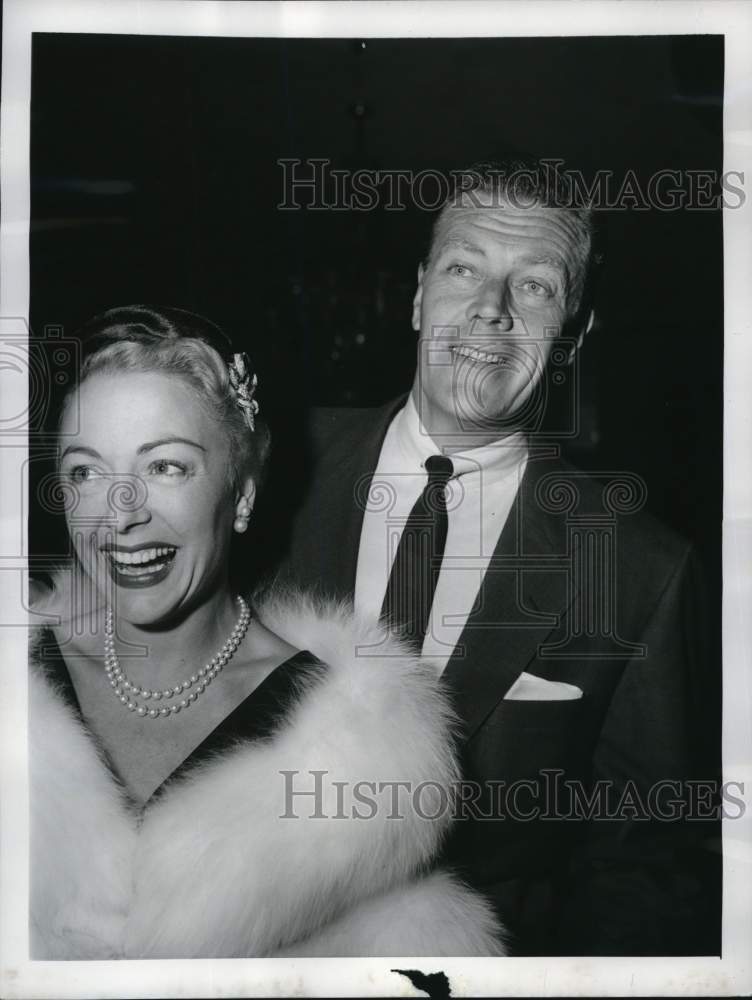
[28,31,723,636]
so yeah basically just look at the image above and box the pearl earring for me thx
[234,496,252,534]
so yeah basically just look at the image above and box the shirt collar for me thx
[393,394,528,483]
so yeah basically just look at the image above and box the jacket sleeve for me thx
[553,544,722,955]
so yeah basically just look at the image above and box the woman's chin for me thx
[104,587,184,631]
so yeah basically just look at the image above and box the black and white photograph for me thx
[1,1,751,997]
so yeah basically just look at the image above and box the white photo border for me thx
[1,1,751,996]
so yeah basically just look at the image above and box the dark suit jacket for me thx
[269,398,721,956]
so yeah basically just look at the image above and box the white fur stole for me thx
[29,591,506,958]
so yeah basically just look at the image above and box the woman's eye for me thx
[149,459,187,477]
[68,466,98,483]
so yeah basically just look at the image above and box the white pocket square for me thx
[504,672,583,701]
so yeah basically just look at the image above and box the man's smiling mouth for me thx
[451,345,513,366]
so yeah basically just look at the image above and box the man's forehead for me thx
[432,199,586,272]
[437,199,582,243]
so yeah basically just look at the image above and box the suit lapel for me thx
[315,396,407,599]
[442,451,579,740]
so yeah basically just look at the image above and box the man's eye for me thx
[521,279,552,297]
[149,459,187,477]
[448,263,474,277]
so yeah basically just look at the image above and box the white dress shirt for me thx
[354,397,583,702]
[354,394,529,673]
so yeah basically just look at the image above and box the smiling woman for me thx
[28,305,507,959]
[58,368,250,627]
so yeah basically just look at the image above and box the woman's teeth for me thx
[452,345,510,365]
[107,547,176,574]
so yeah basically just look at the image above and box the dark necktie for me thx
[380,454,454,649]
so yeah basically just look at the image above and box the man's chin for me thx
[420,410,530,446]
[442,391,534,438]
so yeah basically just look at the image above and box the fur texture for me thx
[29,591,507,958]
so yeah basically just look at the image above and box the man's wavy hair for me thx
[425,157,606,319]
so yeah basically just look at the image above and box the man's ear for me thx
[566,308,595,365]
[411,263,425,333]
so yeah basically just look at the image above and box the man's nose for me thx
[468,278,514,331]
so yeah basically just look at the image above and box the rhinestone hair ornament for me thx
[227,352,260,432]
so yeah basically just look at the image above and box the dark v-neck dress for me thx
[34,627,327,809]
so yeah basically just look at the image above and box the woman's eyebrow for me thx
[137,437,206,454]
[59,444,101,461]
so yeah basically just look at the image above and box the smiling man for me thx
[274,160,718,956]
[411,190,589,442]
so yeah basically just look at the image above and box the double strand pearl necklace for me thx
[103,595,252,719]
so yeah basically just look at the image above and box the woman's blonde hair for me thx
[62,305,270,491]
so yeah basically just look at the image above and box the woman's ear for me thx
[237,476,256,512]
[233,478,257,534]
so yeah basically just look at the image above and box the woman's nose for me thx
[468,279,514,331]
[108,474,152,532]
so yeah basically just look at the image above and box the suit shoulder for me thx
[309,405,370,436]
[307,401,399,459]
[552,457,692,569]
